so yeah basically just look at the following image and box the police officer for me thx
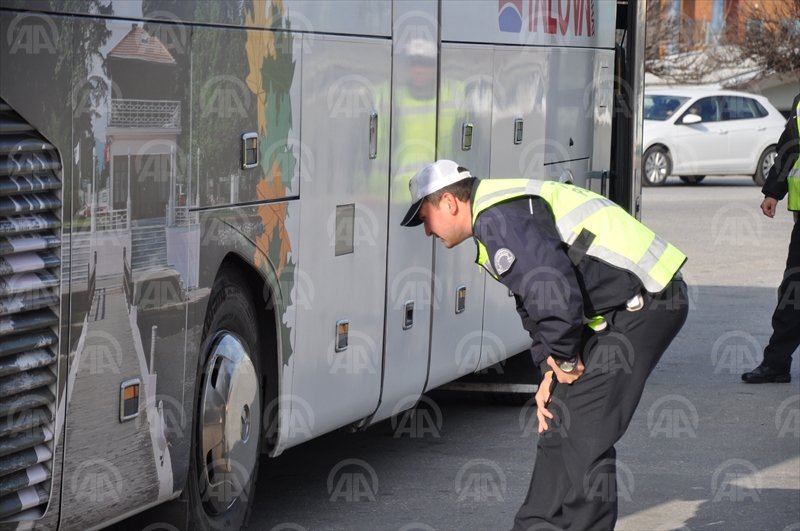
[742,93,800,384]
[401,160,689,531]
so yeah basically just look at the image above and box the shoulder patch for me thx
[494,248,516,276]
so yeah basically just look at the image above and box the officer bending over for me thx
[401,160,689,531]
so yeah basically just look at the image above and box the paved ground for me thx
[112,175,800,531]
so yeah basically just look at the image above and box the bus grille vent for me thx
[0,98,61,522]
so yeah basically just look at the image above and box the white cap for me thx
[400,160,472,227]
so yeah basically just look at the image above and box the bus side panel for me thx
[370,0,439,425]
[0,10,72,530]
[426,44,492,391]
[544,47,594,179]
[590,49,614,177]
[56,16,191,530]
[282,0,391,37]
[186,22,303,457]
[287,36,391,445]
[440,0,616,49]
[481,47,551,371]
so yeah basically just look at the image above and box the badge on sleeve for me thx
[494,248,516,276]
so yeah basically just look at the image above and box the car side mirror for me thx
[681,114,702,125]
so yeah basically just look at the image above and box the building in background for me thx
[646,0,799,114]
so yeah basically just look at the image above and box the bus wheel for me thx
[186,268,262,530]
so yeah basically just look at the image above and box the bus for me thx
[0,0,646,529]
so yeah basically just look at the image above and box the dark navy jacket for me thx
[471,189,643,367]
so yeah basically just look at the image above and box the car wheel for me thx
[679,175,705,185]
[643,146,671,187]
[753,145,777,187]
[185,267,263,531]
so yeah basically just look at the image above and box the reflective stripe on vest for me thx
[788,99,800,211]
[472,179,687,293]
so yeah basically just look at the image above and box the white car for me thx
[642,88,787,186]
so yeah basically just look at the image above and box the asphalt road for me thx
[114,175,800,531]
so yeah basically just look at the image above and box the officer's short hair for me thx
[425,177,477,206]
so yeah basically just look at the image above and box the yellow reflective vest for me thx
[788,99,800,211]
[472,179,687,294]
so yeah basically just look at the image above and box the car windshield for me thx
[644,95,690,121]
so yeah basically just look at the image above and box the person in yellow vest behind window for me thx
[401,160,688,531]
[742,93,800,384]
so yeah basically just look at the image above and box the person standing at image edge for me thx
[742,93,800,384]
[400,160,689,530]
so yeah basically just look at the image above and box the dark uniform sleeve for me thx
[762,94,800,201]
[473,198,584,367]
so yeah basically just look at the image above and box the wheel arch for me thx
[212,251,282,455]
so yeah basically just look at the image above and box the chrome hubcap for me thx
[762,151,776,176]
[198,333,260,516]
[645,151,668,183]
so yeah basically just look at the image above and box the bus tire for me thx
[185,267,263,530]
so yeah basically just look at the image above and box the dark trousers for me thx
[762,215,800,373]
[512,279,689,531]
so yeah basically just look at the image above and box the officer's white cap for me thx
[401,159,472,227]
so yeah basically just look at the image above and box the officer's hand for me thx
[761,197,778,218]
[546,355,585,385]
[535,370,555,433]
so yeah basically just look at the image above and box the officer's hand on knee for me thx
[546,355,585,385]
[535,370,555,433]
